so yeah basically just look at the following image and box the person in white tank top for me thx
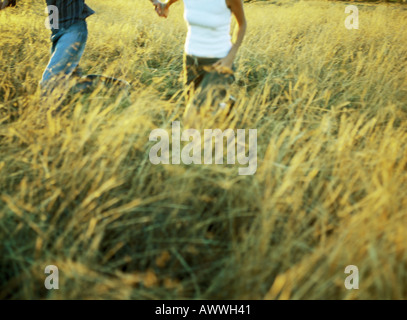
[152,0,247,121]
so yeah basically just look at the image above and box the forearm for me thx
[227,21,247,61]
[224,0,247,62]
[164,0,179,9]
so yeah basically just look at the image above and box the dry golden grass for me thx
[0,0,407,299]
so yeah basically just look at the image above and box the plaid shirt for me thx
[46,0,95,33]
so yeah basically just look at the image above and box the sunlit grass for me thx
[0,0,406,299]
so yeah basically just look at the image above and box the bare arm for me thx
[214,0,247,71]
[164,0,179,9]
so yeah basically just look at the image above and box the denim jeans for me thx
[40,20,88,90]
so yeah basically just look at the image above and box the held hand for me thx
[212,56,235,74]
[151,1,169,18]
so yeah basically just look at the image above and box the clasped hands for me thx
[150,0,169,18]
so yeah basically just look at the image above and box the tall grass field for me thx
[0,0,407,299]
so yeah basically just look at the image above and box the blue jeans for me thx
[40,20,88,90]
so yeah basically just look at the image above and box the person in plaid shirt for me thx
[1,1,95,91]
[0,1,159,92]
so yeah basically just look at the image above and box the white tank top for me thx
[183,0,232,59]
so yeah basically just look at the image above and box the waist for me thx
[185,54,221,66]
[50,20,87,41]
[48,3,94,34]
[185,26,232,58]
